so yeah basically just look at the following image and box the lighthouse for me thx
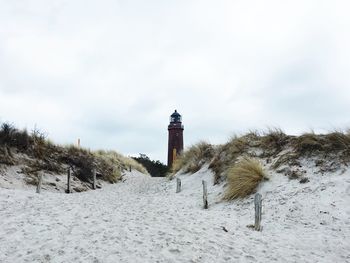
[167,110,184,167]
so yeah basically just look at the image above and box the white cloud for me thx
[0,0,349,162]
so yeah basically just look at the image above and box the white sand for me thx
[0,166,349,262]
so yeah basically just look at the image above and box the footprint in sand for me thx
[169,248,181,254]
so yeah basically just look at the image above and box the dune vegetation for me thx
[0,122,148,188]
[223,158,268,200]
[171,129,350,199]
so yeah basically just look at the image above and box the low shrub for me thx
[0,122,16,145]
[10,129,31,151]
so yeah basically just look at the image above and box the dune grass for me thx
[260,128,290,156]
[208,135,253,184]
[94,150,148,178]
[292,131,350,155]
[179,129,350,182]
[171,141,215,175]
[0,122,148,185]
[223,158,268,200]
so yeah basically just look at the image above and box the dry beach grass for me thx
[0,122,147,189]
[223,158,268,200]
[171,141,215,175]
[172,129,350,199]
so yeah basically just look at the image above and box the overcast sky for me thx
[0,0,349,162]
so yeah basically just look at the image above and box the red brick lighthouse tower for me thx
[167,110,184,167]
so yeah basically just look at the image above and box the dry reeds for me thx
[223,158,268,200]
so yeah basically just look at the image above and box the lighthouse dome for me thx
[170,110,182,123]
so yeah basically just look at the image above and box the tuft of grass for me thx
[171,141,215,175]
[223,158,268,200]
[292,132,324,154]
[324,132,350,151]
[208,135,252,183]
[170,157,185,175]
[292,131,350,157]
[260,128,290,156]
[93,151,122,183]
[223,135,250,155]
[30,127,48,159]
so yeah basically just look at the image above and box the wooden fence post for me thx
[66,168,71,193]
[254,193,262,231]
[36,173,43,194]
[92,168,96,190]
[202,180,208,209]
[129,165,131,172]
[176,178,181,193]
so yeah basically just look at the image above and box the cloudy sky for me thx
[0,0,349,162]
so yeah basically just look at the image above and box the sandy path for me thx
[0,168,349,262]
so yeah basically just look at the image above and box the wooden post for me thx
[202,180,208,209]
[254,193,262,231]
[66,168,71,193]
[129,165,131,172]
[36,173,43,194]
[176,178,181,193]
[92,168,96,190]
